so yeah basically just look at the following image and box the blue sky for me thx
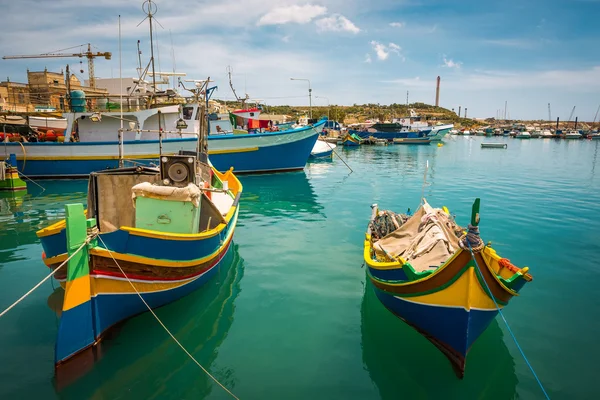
[1,0,599,120]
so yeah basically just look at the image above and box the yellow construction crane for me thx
[2,43,111,89]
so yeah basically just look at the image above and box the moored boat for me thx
[0,154,27,192]
[37,157,242,367]
[342,133,362,146]
[515,131,531,139]
[363,198,532,377]
[564,130,582,139]
[310,140,336,158]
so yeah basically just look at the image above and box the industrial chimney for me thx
[465,108,468,118]
[458,106,461,117]
[435,76,440,107]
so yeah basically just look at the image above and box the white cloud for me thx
[315,14,360,33]
[389,22,404,28]
[370,41,389,60]
[368,41,404,61]
[442,56,462,68]
[282,35,291,43]
[365,53,372,63]
[257,4,327,26]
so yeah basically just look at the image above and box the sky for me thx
[0,0,599,120]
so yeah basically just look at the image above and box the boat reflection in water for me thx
[0,181,87,262]
[360,282,518,399]
[239,170,324,221]
[49,243,245,397]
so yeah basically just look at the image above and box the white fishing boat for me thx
[515,131,531,139]
[564,130,582,139]
[540,130,553,138]
[310,140,336,158]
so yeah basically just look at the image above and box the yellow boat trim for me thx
[92,274,193,295]
[62,275,92,311]
[123,206,237,241]
[36,209,88,238]
[44,253,67,266]
[401,267,501,310]
[90,243,224,268]
[208,147,258,155]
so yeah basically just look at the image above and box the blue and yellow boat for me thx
[342,133,362,147]
[364,198,532,378]
[36,155,242,368]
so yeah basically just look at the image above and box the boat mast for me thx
[141,0,158,106]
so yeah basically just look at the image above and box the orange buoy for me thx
[203,181,211,200]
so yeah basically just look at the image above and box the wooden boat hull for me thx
[36,168,242,365]
[364,215,531,378]
[342,136,361,146]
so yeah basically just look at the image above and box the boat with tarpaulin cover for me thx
[363,198,533,377]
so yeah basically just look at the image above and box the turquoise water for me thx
[1,137,599,399]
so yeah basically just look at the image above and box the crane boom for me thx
[568,106,576,122]
[2,43,111,89]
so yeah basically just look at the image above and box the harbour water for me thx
[1,136,599,399]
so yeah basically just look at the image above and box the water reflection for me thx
[238,170,324,220]
[57,243,245,399]
[0,181,87,261]
[360,280,517,399]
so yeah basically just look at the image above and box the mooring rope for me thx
[467,243,550,400]
[0,238,91,319]
[97,236,239,400]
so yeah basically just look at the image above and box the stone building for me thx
[0,80,32,112]
[27,69,108,110]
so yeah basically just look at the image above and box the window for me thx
[183,106,194,120]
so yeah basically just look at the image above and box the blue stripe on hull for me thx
[41,230,68,259]
[55,300,95,364]
[41,208,238,262]
[373,287,498,358]
[209,132,319,173]
[367,266,408,281]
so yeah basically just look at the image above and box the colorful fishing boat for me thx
[0,154,26,192]
[364,198,532,378]
[36,87,244,370]
[342,133,362,147]
[37,156,242,367]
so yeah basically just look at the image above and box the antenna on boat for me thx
[227,65,249,108]
[138,0,162,105]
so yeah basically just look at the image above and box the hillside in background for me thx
[221,101,477,127]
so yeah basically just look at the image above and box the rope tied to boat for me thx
[459,224,485,252]
[466,243,550,400]
[0,235,92,319]
[97,236,240,400]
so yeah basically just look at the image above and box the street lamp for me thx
[315,95,330,120]
[290,77,312,119]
